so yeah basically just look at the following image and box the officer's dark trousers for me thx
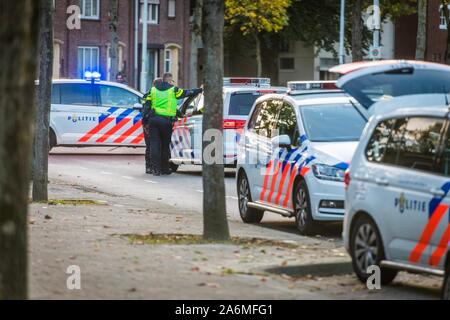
[148,115,173,174]
[143,123,152,171]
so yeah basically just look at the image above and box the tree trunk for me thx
[254,33,262,77]
[32,0,53,202]
[201,0,230,241]
[443,2,450,64]
[190,0,203,87]
[351,0,363,62]
[416,0,427,60]
[0,0,39,299]
[109,0,119,80]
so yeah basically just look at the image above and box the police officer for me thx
[144,73,202,176]
[142,78,162,174]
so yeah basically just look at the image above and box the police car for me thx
[45,72,144,150]
[236,82,367,235]
[335,61,450,298]
[169,78,287,171]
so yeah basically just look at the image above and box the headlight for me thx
[311,163,345,182]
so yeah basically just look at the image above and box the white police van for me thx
[169,78,287,171]
[46,72,144,150]
[334,60,450,299]
[236,82,367,235]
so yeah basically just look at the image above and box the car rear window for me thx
[228,92,273,116]
[300,104,366,142]
[343,69,450,108]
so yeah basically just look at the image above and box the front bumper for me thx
[306,175,346,222]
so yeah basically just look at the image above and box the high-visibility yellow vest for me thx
[150,86,178,117]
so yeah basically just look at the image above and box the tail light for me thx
[344,169,351,191]
[223,119,246,129]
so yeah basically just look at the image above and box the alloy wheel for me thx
[354,223,379,273]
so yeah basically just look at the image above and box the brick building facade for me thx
[53,0,191,91]
[395,0,448,63]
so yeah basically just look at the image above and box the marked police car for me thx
[45,72,144,150]
[169,78,287,171]
[236,82,367,235]
[335,61,450,299]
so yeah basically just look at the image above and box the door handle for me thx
[430,188,445,197]
[375,178,389,186]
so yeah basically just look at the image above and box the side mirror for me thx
[271,135,291,149]
[133,103,143,111]
[185,108,194,117]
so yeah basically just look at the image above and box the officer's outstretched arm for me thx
[174,87,203,100]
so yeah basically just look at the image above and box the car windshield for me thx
[342,68,450,108]
[299,104,366,142]
[229,92,269,116]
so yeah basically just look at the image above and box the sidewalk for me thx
[28,179,441,299]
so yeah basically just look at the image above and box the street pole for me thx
[140,0,148,92]
[134,0,139,88]
[339,0,345,65]
[372,0,381,60]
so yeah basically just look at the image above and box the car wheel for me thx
[294,180,319,236]
[169,161,179,173]
[49,129,56,152]
[238,172,264,223]
[443,265,450,300]
[350,215,398,285]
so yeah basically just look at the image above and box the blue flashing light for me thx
[84,71,101,81]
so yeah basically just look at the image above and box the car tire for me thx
[169,161,179,173]
[443,264,450,300]
[293,180,319,236]
[350,215,398,285]
[49,129,57,152]
[238,172,264,223]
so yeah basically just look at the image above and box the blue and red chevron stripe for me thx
[78,108,144,144]
[410,181,450,266]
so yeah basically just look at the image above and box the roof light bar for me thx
[287,81,337,92]
[84,71,101,82]
[223,77,271,87]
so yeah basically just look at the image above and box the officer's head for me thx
[153,77,163,86]
[163,73,174,85]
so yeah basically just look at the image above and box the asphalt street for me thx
[49,146,299,233]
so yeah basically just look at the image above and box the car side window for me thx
[278,102,298,146]
[51,84,61,104]
[396,117,444,172]
[247,102,262,131]
[193,94,204,115]
[60,83,98,106]
[99,85,140,108]
[366,117,445,174]
[440,125,450,176]
[252,100,281,138]
[366,119,397,163]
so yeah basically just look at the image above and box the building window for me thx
[280,57,295,70]
[77,46,100,79]
[80,0,100,20]
[168,0,176,18]
[164,49,172,73]
[440,5,450,30]
[140,0,159,24]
